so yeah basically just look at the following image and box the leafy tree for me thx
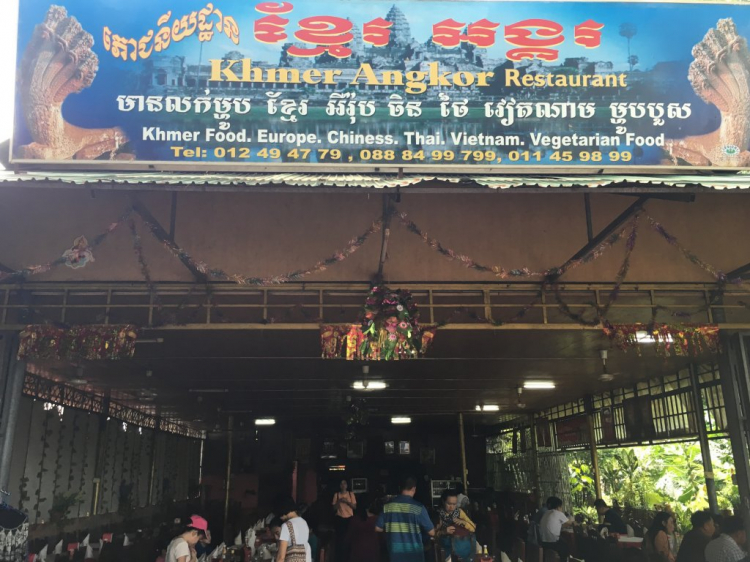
[568,439,739,532]
[569,457,596,508]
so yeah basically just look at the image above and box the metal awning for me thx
[0,171,749,191]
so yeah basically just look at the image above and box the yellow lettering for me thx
[322,70,342,84]
[405,72,427,94]
[210,59,240,82]
[302,69,322,84]
[476,71,494,87]
[505,69,521,87]
[247,60,265,82]
[453,71,474,87]
[266,68,300,83]
[351,63,380,86]
[381,70,404,86]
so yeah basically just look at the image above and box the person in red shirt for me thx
[345,500,383,562]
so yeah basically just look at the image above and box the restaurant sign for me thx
[11,0,750,172]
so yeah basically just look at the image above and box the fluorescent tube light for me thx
[391,416,411,424]
[475,405,500,412]
[254,418,276,426]
[352,380,387,390]
[523,381,556,390]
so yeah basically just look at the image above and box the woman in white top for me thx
[276,498,312,562]
[165,515,209,562]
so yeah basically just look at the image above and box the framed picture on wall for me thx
[347,441,364,459]
[420,447,435,465]
[322,440,337,459]
[384,441,395,455]
[399,441,411,455]
[351,478,368,494]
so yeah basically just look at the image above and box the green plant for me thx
[569,458,596,509]
[49,492,83,526]
[567,439,740,524]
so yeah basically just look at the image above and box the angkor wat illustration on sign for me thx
[13,3,750,168]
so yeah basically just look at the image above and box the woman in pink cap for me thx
[165,515,209,562]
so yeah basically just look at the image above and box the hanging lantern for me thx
[320,286,436,360]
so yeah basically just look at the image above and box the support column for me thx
[0,336,25,493]
[584,396,602,499]
[689,364,718,513]
[224,415,234,542]
[91,391,111,516]
[586,417,602,499]
[0,333,17,461]
[458,413,468,494]
[0,333,14,409]
[529,414,542,509]
[718,331,750,537]
[148,416,161,506]
[292,461,298,503]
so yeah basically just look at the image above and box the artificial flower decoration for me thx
[62,236,95,269]
[18,325,139,361]
[359,286,429,360]
[603,322,719,357]
[320,287,436,360]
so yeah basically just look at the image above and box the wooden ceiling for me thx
[27,328,709,428]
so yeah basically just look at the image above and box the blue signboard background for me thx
[11,0,750,171]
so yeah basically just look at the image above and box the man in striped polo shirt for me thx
[376,476,435,562]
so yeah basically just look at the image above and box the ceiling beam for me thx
[584,194,594,242]
[727,262,750,280]
[553,195,649,278]
[131,200,208,283]
[374,194,395,283]
[615,192,695,203]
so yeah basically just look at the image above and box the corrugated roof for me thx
[0,171,749,190]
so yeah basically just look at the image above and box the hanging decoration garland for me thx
[603,322,720,357]
[0,209,132,283]
[397,210,635,279]
[137,210,383,285]
[552,213,641,326]
[2,204,749,335]
[641,213,744,320]
[645,214,742,285]
[129,219,166,323]
[398,212,535,278]
[17,325,139,361]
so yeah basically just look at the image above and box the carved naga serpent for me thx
[666,18,750,167]
[18,5,133,161]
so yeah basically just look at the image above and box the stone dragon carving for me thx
[666,18,750,167]
[17,6,133,161]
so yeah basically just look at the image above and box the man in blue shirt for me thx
[376,476,435,562]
